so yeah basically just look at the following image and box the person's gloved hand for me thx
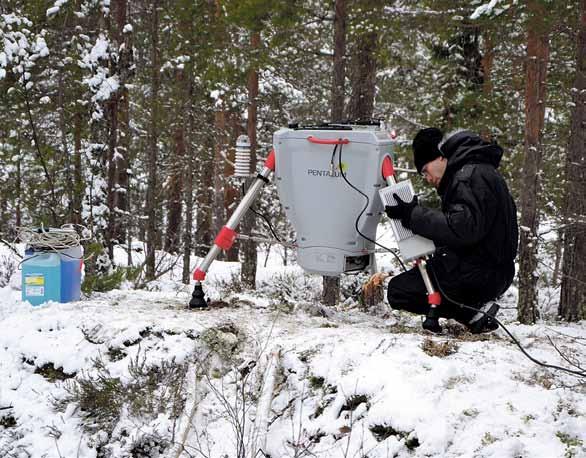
[385,194,418,228]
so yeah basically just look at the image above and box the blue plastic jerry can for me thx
[21,246,82,306]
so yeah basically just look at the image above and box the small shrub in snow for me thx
[444,375,473,390]
[129,434,167,458]
[257,271,319,305]
[297,345,324,363]
[34,362,76,382]
[463,408,480,418]
[106,346,126,362]
[421,337,458,357]
[82,266,127,293]
[211,269,244,295]
[512,369,555,390]
[531,371,555,390]
[0,413,24,458]
[556,431,584,458]
[58,349,188,449]
[341,393,369,413]
[0,254,17,288]
[308,375,325,390]
[369,423,396,442]
[0,413,16,428]
[481,431,497,446]
[369,424,420,449]
[58,357,123,432]
[340,272,369,299]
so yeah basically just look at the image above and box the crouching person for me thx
[385,128,518,333]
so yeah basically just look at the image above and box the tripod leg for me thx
[188,151,275,308]
[417,259,442,333]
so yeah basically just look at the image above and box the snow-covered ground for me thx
[0,240,584,458]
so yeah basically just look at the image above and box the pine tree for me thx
[559,0,586,321]
[145,0,161,281]
[322,0,348,307]
[517,0,551,324]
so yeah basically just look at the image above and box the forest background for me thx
[0,0,584,324]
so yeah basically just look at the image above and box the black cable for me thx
[240,183,282,242]
[428,263,585,378]
[329,145,337,168]
[336,142,407,272]
[250,205,282,242]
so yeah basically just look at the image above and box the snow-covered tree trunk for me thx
[113,0,131,259]
[57,74,74,222]
[182,86,194,284]
[323,0,348,307]
[480,29,494,140]
[331,0,346,122]
[165,68,187,254]
[72,111,84,226]
[241,31,260,290]
[145,0,160,281]
[194,138,214,257]
[15,150,21,229]
[347,33,377,121]
[517,1,550,324]
[559,0,586,322]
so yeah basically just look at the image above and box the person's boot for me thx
[467,302,500,334]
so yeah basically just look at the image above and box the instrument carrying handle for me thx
[307,136,350,145]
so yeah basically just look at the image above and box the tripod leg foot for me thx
[422,306,442,333]
[189,283,208,309]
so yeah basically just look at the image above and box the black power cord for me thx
[336,142,407,272]
[428,261,585,378]
[250,206,282,243]
[240,183,282,243]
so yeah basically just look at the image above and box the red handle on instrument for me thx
[382,155,395,179]
[307,136,350,145]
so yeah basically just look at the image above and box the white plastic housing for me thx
[273,126,393,276]
[234,135,251,177]
[378,181,436,261]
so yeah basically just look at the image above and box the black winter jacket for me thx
[410,131,518,298]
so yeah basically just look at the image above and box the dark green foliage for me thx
[0,414,17,429]
[34,363,76,382]
[106,346,126,362]
[308,375,325,389]
[82,265,142,294]
[58,352,188,438]
[59,358,124,432]
[82,268,125,293]
[341,393,369,412]
[369,423,419,449]
[129,435,167,458]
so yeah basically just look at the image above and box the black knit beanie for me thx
[412,127,444,173]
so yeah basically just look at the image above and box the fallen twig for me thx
[0,239,22,259]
